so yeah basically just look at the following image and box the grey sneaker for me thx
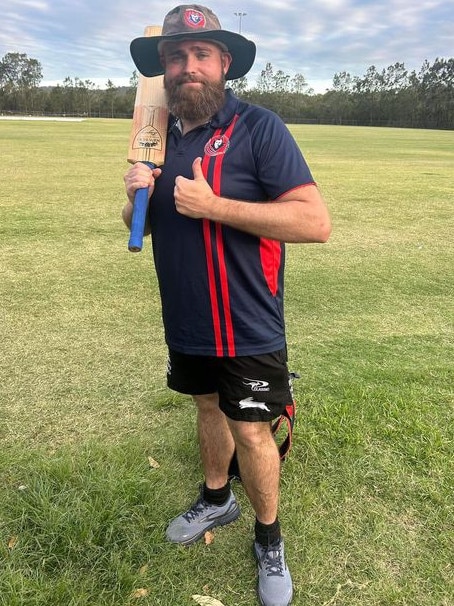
[254,539,293,606]
[166,488,240,545]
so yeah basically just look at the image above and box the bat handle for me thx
[128,161,156,252]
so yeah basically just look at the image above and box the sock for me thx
[255,517,281,547]
[202,481,231,506]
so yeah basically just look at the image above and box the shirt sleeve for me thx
[249,108,315,200]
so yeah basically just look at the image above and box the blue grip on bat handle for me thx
[128,161,156,252]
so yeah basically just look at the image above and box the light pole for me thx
[234,11,247,34]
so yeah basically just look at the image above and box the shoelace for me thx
[262,542,285,577]
[182,498,209,523]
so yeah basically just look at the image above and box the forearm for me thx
[174,158,332,243]
[209,196,331,243]
[122,200,133,229]
[121,200,151,236]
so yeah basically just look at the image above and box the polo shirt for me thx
[149,89,315,357]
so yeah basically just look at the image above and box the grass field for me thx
[0,119,453,606]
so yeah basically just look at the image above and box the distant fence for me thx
[0,110,132,120]
[2,110,451,130]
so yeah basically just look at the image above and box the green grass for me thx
[0,119,453,605]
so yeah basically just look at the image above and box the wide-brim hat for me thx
[130,4,256,80]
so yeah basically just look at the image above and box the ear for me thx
[221,52,233,75]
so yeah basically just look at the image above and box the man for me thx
[123,5,331,606]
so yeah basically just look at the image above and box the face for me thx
[161,39,232,122]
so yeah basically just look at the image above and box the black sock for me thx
[255,518,281,547]
[202,481,231,506]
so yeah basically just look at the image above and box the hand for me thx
[124,162,162,204]
[174,157,217,219]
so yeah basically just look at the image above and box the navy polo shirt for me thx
[149,89,315,357]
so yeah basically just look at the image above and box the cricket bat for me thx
[127,25,168,252]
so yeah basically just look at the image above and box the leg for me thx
[165,393,240,545]
[227,418,292,606]
[194,393,235,489]
[226,418,280,524]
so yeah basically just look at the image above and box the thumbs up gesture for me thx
[174,157,216,219]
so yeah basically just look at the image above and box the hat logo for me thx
[184,9,206,29]
[204,134,230,157]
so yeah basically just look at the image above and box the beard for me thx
[164,73,226,122]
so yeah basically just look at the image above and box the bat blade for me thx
[127,25,168,252]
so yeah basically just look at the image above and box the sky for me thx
[1,0,453,93]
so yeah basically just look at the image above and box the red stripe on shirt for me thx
[259,238,282,296]
[215,222,235,355]
[202,154,223,355]
[211,115,240,356]
[202,115,240,356]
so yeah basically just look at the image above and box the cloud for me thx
[0,0,452,91]
[243,0,453,86]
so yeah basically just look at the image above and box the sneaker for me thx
[254,539,293,606]
[165,488,240,546]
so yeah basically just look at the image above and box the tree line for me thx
[1,52,452,129]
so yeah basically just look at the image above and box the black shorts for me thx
[166,348,293,422]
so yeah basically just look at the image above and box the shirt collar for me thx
[210,89,239,128]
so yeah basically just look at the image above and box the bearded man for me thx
[123,6,331,606]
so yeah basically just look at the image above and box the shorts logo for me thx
[184,9,206,29]
[239,397,271,412]
[243,378,270,392]
[204,134,230,157]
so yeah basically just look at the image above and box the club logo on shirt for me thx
[204,134,230,156]
[184,9,206,29]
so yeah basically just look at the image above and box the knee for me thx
[228,420,272,450]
